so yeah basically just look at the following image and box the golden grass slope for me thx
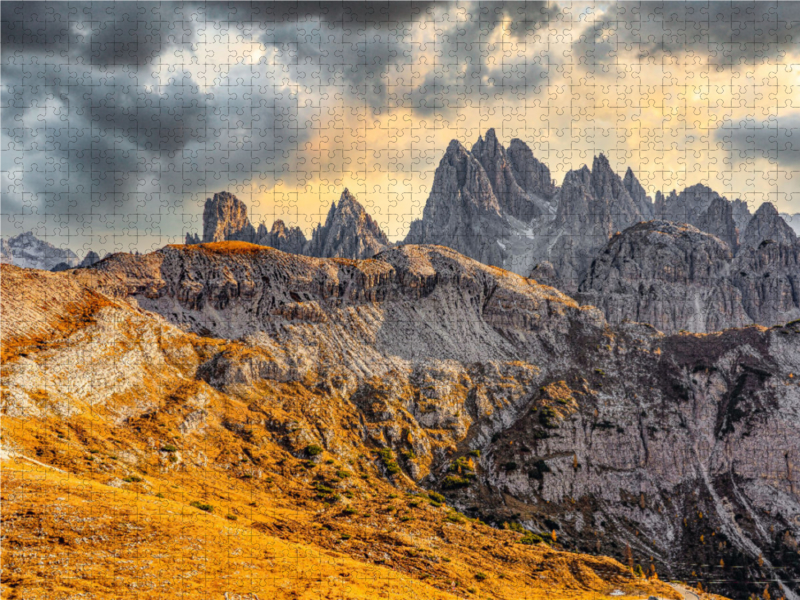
[1,263,685,600]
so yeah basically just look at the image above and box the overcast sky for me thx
[2,1,800,255]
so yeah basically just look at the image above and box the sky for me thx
[2,1,800,256]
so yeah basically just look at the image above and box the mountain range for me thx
[180,129,800,335]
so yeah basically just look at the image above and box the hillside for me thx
[1,258,680,600]
[2,243,798,599]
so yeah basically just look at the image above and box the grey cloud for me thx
[714,115,800,166]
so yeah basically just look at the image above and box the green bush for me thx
[190,501,213,512]
[442,475,471,489]
[520,533,544,545]
[428,491,446,504]
[504,521,525,533]
[376,449,401,475]
[226,514,238,521]
[468,449,481,457]
[161,444,178,452]
[474,572,488,581]
[306,444,324,456]
[123,475,143,483]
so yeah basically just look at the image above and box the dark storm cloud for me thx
[573,1,800,67]
[715,115,800,166]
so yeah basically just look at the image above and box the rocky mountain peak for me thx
[78,250,101,269]
[507,138,556,201]
[622,167,654,219]
[740,201,797,248]
[306,189,390,259]
[202,191,256,243]
[0,231,79,271]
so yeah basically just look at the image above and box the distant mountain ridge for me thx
[0,231,80,271]
[185,188,391,260]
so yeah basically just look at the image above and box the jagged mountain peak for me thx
[307,189,390,260]
[741,201,798,248]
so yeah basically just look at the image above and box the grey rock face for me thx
[507,138,557,201]
[654,184,741,250]
[578,220,800,332]
[185,232,201,245]
[546,155,647,293]
[255,220,307,255]
[740,202,798,248]
[695,195,739,251]
[0,231,79,271]
[201,191,256,243]
[732,198,753,232]
[578,221,749,333]
[731,239,800,326]
[306,189,390,259]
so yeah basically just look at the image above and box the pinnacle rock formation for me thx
[404,139,508,268]
[740,201,798,248]
[654,184,741,249]
[507,138,557,202]
[306,189,391,259]
[471,129,552,222]
[780,211,800,235]
[544,154,647,292]
[201,191,256,243]
[255,220,307,255]
[623,167,654,219]
[77,250,101,269]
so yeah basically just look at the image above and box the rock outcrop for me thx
[578,222,749,333]
[77,250,101,269]
[471,129,553,221]
[185,189,390,260]
[0,231,79,271]
[305,189,391,260]
[740,202,798,248]
[578,221,800,333]
[201,191,256,243]
[623,167,654,220]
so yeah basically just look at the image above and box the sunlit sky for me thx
[3,1,800,255]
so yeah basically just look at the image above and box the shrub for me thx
[468,449,481,457]
[123,475,143,483]
[442,475,471,489]
[539,407,559,429]
[428,491,446,504]
[190,501,213,513]
[504,521,525,533]
[226,514,238,521]
[503,461,518,471]
[336,470,351,479]
[520,533,544,545]
[474,572,488,581]
[306,444,324,456]
[161,444,178,452]
[342,507,358,516]
[376,449,401,475]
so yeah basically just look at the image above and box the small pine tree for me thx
[624,543,634,569]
